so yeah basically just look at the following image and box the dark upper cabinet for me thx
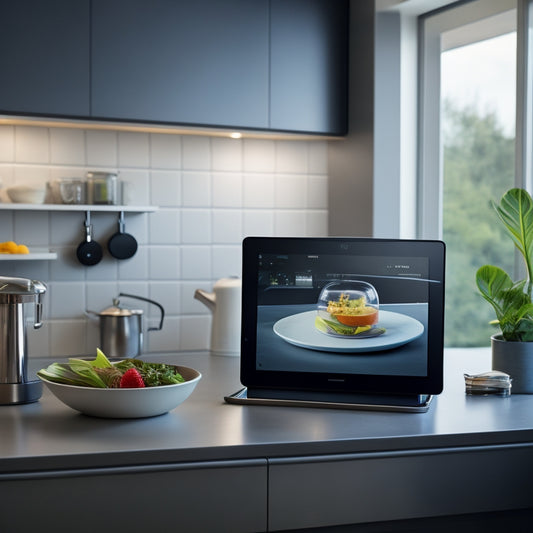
[91,0,270,129]
[0,0,90,117]
[0,0,348,135]
[269,0,348,135]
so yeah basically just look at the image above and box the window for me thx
[418,0,531,346]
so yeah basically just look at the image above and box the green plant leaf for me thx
[476,265,513,321]
[493,188,533,288]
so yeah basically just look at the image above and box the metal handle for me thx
[117,293,165,331]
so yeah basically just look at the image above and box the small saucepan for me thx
[108,211,138,260]
[76,212,103,266]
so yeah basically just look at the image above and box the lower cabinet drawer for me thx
[268,444,533,531]
[0,458,267,533]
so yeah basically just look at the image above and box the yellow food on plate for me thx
[0,240,30,254]
[326,293,378,326]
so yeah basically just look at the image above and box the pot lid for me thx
[98,305,143,316]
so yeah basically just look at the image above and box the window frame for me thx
[416,0,520,240]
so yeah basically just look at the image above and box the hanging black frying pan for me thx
[108,211,138,260]
[77,211,103,266]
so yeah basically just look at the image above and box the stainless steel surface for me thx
[1,348,532,474]
[0,304,26,383]
[0,380,42,405]
[0,276,46,403]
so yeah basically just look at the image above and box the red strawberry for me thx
[120,368,145,388]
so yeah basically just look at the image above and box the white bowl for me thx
[40,365,201,418]
[6,185,46,204]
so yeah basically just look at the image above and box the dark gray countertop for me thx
[1,348,533,474]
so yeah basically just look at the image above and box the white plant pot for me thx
[491,334,533,394]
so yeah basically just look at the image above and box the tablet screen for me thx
[241,237,445,396]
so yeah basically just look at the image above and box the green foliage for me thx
[475,189,533,341]
[442,101,515,346]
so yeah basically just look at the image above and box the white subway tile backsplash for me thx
[119,169,150,205]
[308,141,328,174]
[243,173,274,208]
[275,174,308,208]
[181,209,211,243]
[14,164,50,186]
[181,245,211,280]
[5,125,328,357]
[149,281,181,316]
[49,281,86,318]
[0,164,14,190]
[212,172,242,207]
[0,211,14,239]
[85,281,119,313]
[149,245,180,279]
[0,126,15,162]
[275,140,308,173]
[118,131,150,168]
[308,175,328,209]
[150,170,181,206]
[50,128,85,165]
[243,210,274,237]
[211,138,242,171]
[49,320,87,357]
[13,210,49,245]
[85,255,119,281]
[117,247,149,280]
[182,171,210,207]
[149,209,180,244]
[275,210,307,237]
[243,139,275,172]
[212,245,242,279]
[181,280,212,314]
[178,315,210,351]
[182,136,210,170]
[212,210,242,244]
[148,315,181,352]
[150,133,181,169]
[307,211,329,237]
[49,247,86,282]
[86,130,118,167]
[15,126,49,164]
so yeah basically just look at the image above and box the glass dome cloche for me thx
[316,280,380,337]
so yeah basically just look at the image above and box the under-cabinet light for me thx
[0,116,341,141]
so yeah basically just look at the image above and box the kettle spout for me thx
[194,289,216,312]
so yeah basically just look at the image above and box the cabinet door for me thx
[0,0,90,117]
[268,445,533,531]
[91,0,269,129]
[270,0,349,135]
[0,459,267,533]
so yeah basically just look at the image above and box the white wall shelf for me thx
[0,250,57,261]
[0,203,157,212]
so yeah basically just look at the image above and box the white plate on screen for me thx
[273,310,424,353]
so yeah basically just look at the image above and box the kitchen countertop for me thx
[1,348,533,474]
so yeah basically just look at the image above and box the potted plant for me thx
[476,187,533,393]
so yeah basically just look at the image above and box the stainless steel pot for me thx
[87,293,164,358]
[0,275,46,405]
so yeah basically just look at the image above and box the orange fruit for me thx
[334,308,378,326]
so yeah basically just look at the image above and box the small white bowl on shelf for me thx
[6,185,46,204]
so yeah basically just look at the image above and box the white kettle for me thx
[194,277,242,356]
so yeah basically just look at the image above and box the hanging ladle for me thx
[107,211,138,260]
[76,211,103,266]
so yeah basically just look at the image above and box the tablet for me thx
[230,237,445,411]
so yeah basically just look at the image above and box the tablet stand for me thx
[224,387,432,413]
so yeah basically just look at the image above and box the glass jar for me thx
[87,172,119,205]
